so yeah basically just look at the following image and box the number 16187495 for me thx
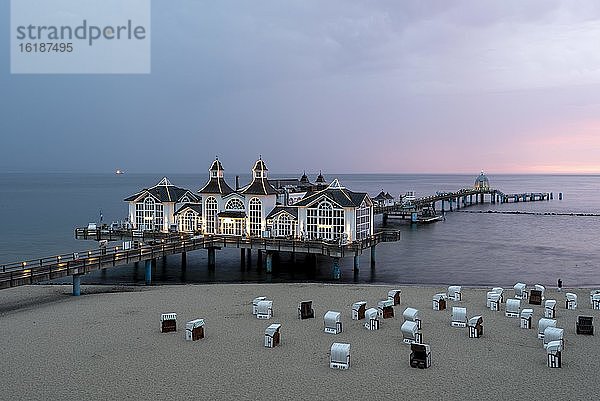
[19,43,73,53]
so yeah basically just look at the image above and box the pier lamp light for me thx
[22,262,26,267]
[57,256,61,262]
[115,246,119,251]
[88,251,92,257]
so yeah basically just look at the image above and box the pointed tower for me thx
[240,157,278,236]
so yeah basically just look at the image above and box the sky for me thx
[2,0,600,174]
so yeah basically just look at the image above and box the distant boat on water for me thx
[115,169,125,175]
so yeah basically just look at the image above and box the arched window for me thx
[144,197,155,230]
[249,198,262,236]
[274,213,294,237]
[205,197,218,234]
[306,200,344,240]
[183,210,197,232]
[225,198,244,210]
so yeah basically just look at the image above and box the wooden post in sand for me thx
[266,252,273,274]
[208,248,216,270]
[371,245,376,268]
[145,259,153,285]
[353,254,360,273]
[72,274,82,296]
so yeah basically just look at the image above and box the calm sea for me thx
[0,173,598,287]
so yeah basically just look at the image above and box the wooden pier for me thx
[0,230,400,292]
[374,188,554,223]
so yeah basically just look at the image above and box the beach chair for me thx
[576,316,593,335]
[565,293,577,310]
[543,327,564,350]
[352,301,367,320]
[160,313,177,333]
[264,324,281,348]
[535,284,546,300]
[451,307,467,327]
[529,289,543,305]
[505,299,521,317]
[593,294,600,310]
[432,293,447,310]
[538,318,556,339]
[590,290,600,306]
[256,300,273,319]
[330,342,350,369]
[546,340,562,368]
[486,291,494,308]
[378,299,394,319]
[364,308,380,330]
[520,308,534,329]
[298,300,314,319]
[403,307,422,329]
[324,311,343,334]
[401,320,422,344]
[252,296,267,315]
[544,300,557,318]
[185,319,204,341]
[492,287,504,303]
[468,316,484,338]
[448,286,462,301]
[388,289,402,306]
[489,293,502,311]
[514,282,528,299]
[410,343,431,369]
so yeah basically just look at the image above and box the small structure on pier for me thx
[373,190,395,207]
[473,171,490,191]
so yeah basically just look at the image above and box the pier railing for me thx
[0,230,400,290]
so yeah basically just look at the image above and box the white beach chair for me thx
[160,313,177,333]
[565,293,577,310]
[543,327,564,350]
[492,287,504,303]
[544,299,557,318]
[378,299,394,319]
[505,299,521,317]
[185,319,204,341]
[590,290,600,306]
[535,284,546,300]
[256,300,273,319]
[514,282,528,299]
[330,342,350,369]
[451,307,467,327]
[364,308,379,330]
[486,291,494,308]
[324,311,342,334]
[388,289,402,306]
[352,301,367,320]
[252,296,267,315]
[489,293,502,311]
[448,286,462,301]
[403,307,421,329]
[593,294,600,310]
[520,308,534,329]
[264,323,281,348]
[468,315,484,338]
[546,340,562,368]
[432,293,447,310]
[401,320,422,344]
[538,318,556,339]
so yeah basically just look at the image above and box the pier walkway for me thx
[0,230,400,293]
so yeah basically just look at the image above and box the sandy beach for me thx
[0,283,598,400]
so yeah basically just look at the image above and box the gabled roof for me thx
[217,211,247,219]
[174,203,203,215]
[124,177,199,203]
[198,177,235,195]
[373,190,387,201]
[294,179,369,208]
[266,206,299,220]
